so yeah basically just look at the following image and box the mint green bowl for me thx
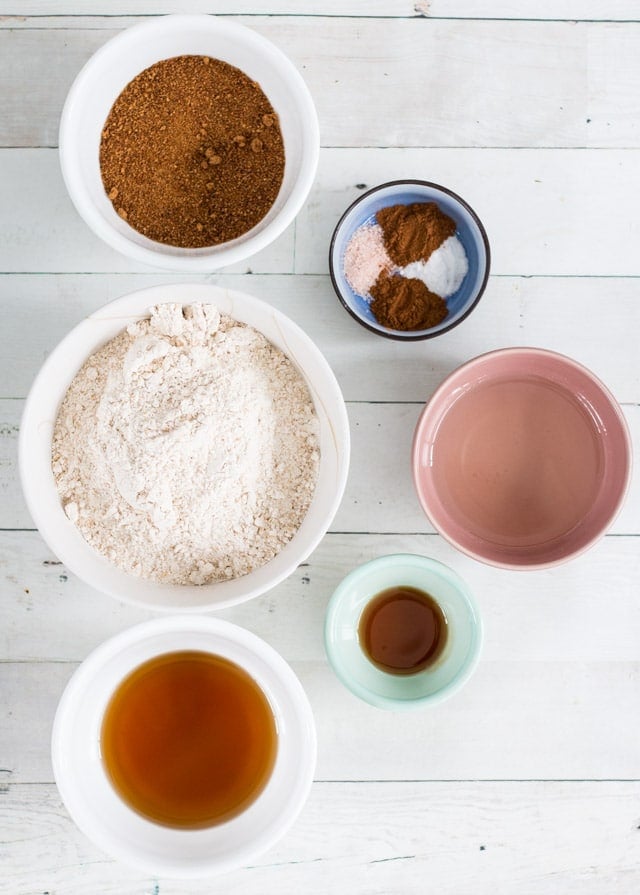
[324,554,482,710]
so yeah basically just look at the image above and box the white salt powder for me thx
[343,222,394,298]
[400,235,469,298]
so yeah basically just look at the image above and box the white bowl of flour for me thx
[20,284,350,611]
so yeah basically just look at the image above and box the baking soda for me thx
[401,235,468,298]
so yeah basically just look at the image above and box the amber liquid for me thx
[101,651,278,829]
[359,586,448,675]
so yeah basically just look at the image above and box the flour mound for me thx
[52,303,320,585]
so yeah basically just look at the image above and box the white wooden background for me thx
[2,2,640,893]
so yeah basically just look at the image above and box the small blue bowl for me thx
[329,180,490,340]
[324,554,482,710]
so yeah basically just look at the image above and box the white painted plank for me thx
[296,147,640,276]
[428,0,640,17]
[7,149,640,276]
[1,20,634,152]
[0,406,22,528]
[2,782,640,895]
[0,28,108,148]
[2,3,412,16]
[0,20,620,150]
[1,2,639,20]
[588,23,640,146]
[1,274,640,402]
[2,531,640,665]
[0,150,294,274]
[3,656,640,782]
[308,658,640,780]
[4,398,639,532]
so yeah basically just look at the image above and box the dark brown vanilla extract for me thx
[359,586,448,675]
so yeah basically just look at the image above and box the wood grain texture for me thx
[296,147,640,276]
[2,531,640,665]
[1,273,639,401]
[1,2,640,20]
[2,782,640,895]
[3,20,640,149]
[4,399,639,532]
[3,648,640,782]
[2,7,640,892]
[0,150,294,274]
[5,626,640,782]
[6,146,640,277]
[0,783,640,895]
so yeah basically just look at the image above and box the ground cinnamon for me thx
[370,271,448,331]
[100,55,285,248]
[377,202,456,266]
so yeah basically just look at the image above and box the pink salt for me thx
[343,222,394,298]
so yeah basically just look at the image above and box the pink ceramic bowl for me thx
[412,348,632,569]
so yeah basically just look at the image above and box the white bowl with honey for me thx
[19,282,350,612]
[51,616,316,877]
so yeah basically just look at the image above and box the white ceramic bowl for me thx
[19,283,350,611]
[59,15,319,271]
[52,616,316,877]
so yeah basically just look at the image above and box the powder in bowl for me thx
[51,303,320,585]
[99,55,285,248]
[376,202,457,268]
[341,201,469,331]
[401,235,469,299]
[343,222,394,297]
[370,271,447,331]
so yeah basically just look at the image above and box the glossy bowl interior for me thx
[412,348,632,569]
[19,283,350,611]
[52,616,316,877]
[329,180,490,340]
[324,554,482,710]
[59,14,319,271]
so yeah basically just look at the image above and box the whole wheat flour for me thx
[52,303,320,585]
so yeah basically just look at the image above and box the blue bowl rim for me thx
[328,179,492,342]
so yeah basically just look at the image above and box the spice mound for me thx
[376,202,456,267]
[52,303,320,585]
[100,55,285,248]
[342,201,469,331]
[370,271,447,331]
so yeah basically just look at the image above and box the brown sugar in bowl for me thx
[59,15,319,271]
[99,55,286,250]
